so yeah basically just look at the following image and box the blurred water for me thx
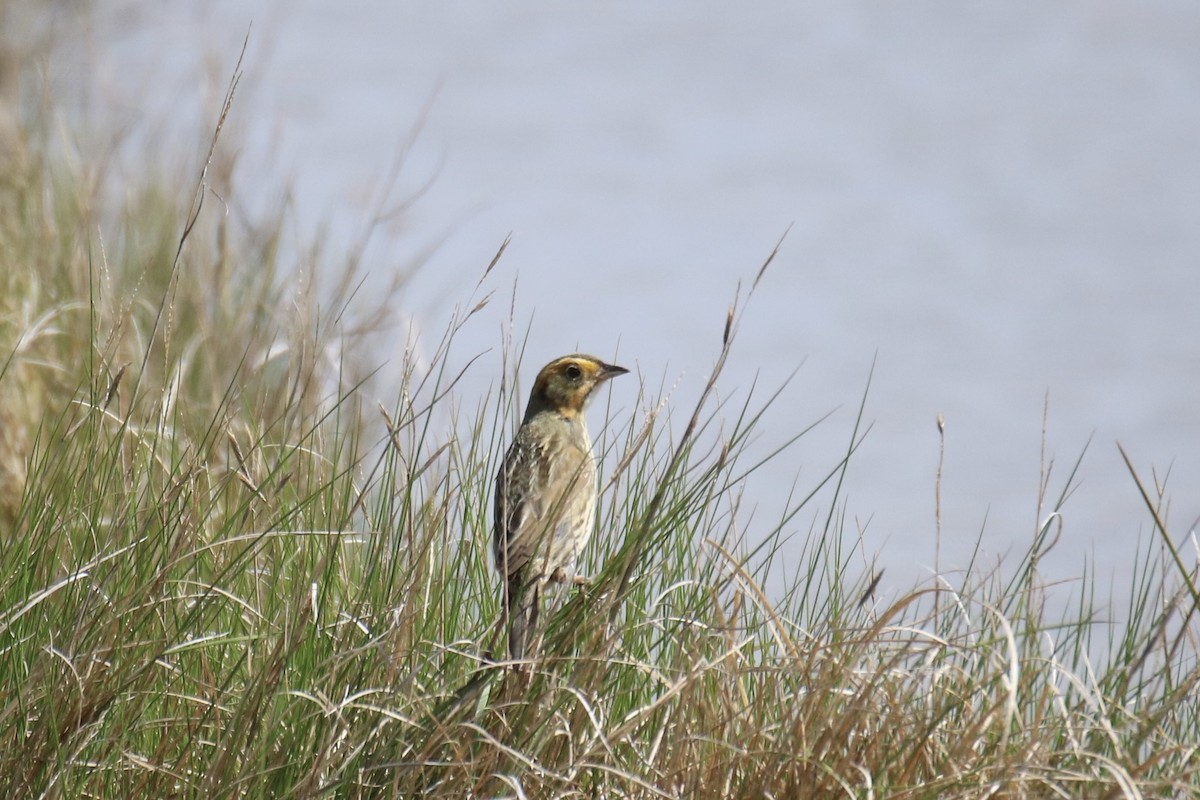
[66,1,1200,600]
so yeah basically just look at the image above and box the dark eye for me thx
[565,363,583,380]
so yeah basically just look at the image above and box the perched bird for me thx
[493,353,629,661]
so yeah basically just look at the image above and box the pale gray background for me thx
[56,1,1200,600]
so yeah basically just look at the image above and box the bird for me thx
[493,353,629,662]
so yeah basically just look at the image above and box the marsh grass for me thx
[2,19,1199,800]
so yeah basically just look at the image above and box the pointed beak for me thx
[599,362,629,381]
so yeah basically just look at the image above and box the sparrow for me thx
[493,354,628,661]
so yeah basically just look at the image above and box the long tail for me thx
[506,572,541,661]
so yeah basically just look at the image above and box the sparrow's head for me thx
[525,354,628,419]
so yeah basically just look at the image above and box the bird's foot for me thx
[549,567,592,587]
